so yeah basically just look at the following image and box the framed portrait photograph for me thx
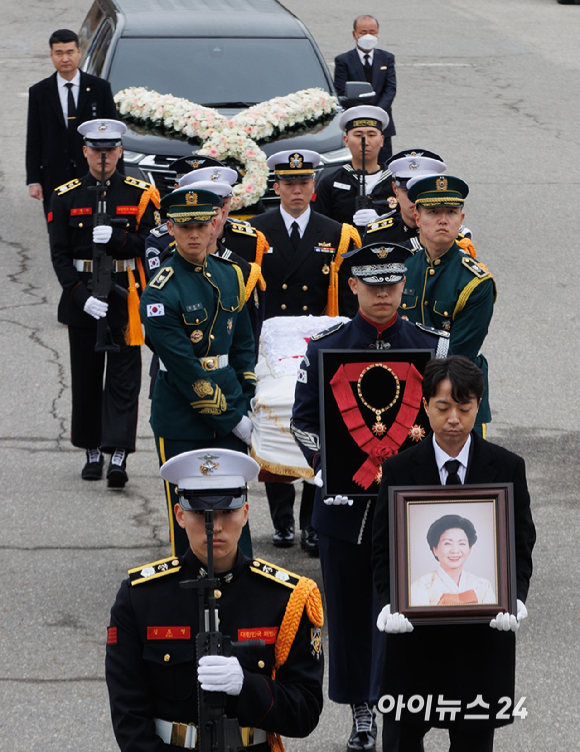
[389,484,517,624]
[319,349,434,498]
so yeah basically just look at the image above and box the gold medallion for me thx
[321,264,330,275]
[357,363,401,437]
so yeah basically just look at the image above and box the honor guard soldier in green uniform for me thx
[313,106,397,228]
[105,448,324,752]
[401,174,496,432]
[49,118,160,487]
[140,187,257,557]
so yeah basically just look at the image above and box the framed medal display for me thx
[319,349,434,498]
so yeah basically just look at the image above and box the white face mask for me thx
[357,34,378,51]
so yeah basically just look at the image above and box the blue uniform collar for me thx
[353,310,403,341]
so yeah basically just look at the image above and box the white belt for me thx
[154,718,267,748]
[73,258,136,273]
[158,354,229,373]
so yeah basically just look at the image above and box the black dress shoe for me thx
[300,526,319,555]
[347,703,377,751]
[107,449,128,489]
[272,526,295,548]
[81,448,104,481]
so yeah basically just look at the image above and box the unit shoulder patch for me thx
[149,266,175,289]
[311,322,345,341]
[461,256,489,279]
[367,217,395,233]
[150,223,169,238]
[124,176,153,191]
[249,558,300,589]
[129,556,182,586]
[56,178,81,195]
[415,322,450,338]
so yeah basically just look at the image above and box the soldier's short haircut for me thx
[49,29,79,48]
[427,514,478,553]
[422,355,484,404]
[353,15,379,31]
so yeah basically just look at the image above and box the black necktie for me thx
[363,53,373,83]
[445,459,462,485]
[65,82,77,131]
[290,221,301,250]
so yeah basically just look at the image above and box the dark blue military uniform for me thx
[290,311,449,707]
[106,548,324,751]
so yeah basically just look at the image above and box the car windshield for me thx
[108,38,330,104]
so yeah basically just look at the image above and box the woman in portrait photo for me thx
[410,513,496,606]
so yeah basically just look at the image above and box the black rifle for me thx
[89,151,128,353]
[355,135,372,211]
[180,508,264,752]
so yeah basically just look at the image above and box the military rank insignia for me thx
[129,556,182,585]
[149,267,174,289]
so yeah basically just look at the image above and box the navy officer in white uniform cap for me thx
[313,105,397,228]
[105,447,324,752]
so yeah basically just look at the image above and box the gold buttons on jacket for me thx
[424,301,429,306]
[79,222,84,228]
[214,589,222,599]
[164,654,170,663]
[434,259,441,266]
[402,303,407,309]
[206,273,212,277]
[258,660,265,669]
[302,285,308,291]
[429,269,435,276]
[281,304,287,310]
[282,284,288,290]
[302,306,308,311]
[210,334,215,340]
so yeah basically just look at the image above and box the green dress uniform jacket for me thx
[140,251,256,442]
[399,242,496,423]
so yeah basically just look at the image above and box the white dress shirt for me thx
[279,205,311,238]
[57,70,80,121]
[356,47,375,67]
[432,433,471,484]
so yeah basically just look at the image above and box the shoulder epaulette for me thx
[149,266,174,289]
[56,178,81,195]
[311,321,345,341]
[367,216,395,233]
[124,176,152,191]
[415,322,450,338]
[228,221,257,237]
[461,256,489,279]
[249,558,301,590]
[150,223,169,238]
[128,556,182,586]
[212,253,236,265]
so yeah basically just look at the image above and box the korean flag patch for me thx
[297,368,308,384]
[147,303,165,317]
[148,257,160,270]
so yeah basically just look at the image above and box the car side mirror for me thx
[338,81,376,107]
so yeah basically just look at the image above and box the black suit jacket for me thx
[250,209,358,319]
[371,431,536,728]
[334,48,396,136]
[26,70,118,207]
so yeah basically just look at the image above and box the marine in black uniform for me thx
[249,149,361,554]
[290,243,449,752]
[313,106,397,227]
[49,119,160,486]
[106,448,324,752]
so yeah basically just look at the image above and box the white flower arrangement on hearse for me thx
[114,86,338,210]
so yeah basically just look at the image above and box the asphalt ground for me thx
[0,0,579,750]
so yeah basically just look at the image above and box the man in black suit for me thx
[26,28,118,218]
[372,356,536,752]
[249,149,360,555]
[334,15,396,163]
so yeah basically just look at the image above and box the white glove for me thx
[93,225,113,244]
[232,415,252,445]
[376,604,414,634]
[198,655,244,696]
[353,208,379,227]
[313,470,323,487]
[490,600,528,632]
[83,296,109,320]
[323,495,354,506]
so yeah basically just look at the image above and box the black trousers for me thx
[265,481,315,531]
[318,527,384,704]
[379,133,393,166]
[68,325,141,453]
[382,721,495,752]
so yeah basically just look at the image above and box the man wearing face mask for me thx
[334,15,396,164]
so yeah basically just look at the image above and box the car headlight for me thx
[122,150,147,164]
[320,147,351,165]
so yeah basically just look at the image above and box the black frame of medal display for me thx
[319,349,434,498]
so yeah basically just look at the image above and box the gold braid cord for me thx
[124,257,147,346]
[245,262,267,301]
[254,229,269,267]
[267,577,324,752]
[327,224,361,316]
